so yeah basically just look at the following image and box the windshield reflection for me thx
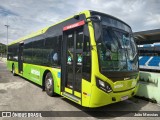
[97,27,138,71]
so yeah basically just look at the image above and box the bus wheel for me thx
[45,72,56,97]
[12,65,16,76]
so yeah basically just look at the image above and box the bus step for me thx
[62,92,81,103]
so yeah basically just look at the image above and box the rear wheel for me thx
[12,65,16,76]
[45,72,56,96]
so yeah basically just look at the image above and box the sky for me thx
[0,0,160,44]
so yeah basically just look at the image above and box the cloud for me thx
[0,6,18,16]
[0,0,160,44]
[144,13,160,28]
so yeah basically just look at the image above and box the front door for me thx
[62,26,84,98]
[18,43,23,73]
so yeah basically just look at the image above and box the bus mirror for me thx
[90,45,97,50]
[90,45,94,50]
[74,15,80,20]
[86,15,102,23]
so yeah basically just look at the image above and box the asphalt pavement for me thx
[0,61,160,120]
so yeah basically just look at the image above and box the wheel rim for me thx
[12,67,15,74]
[46,78,52,91]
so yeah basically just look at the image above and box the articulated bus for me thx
[7,10,139,107]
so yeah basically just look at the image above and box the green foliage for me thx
[0,43,7,54]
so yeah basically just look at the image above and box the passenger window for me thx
[76,31,83,49]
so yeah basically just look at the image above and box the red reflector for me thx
[63,20,85,31]
[83,92,87,95]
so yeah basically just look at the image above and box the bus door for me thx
[62,22,84,101]
[18,43,24,73]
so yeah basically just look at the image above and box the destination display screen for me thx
[91,11,131,33]
[101,16,131,33]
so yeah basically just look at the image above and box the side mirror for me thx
[86,15,102,42]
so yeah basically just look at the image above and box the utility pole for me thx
[0,43,1,58]
[5,24,9,57]
[5,24,9,45]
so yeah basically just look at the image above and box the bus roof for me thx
[9,10,131,46]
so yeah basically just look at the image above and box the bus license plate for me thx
[121,96,128,101]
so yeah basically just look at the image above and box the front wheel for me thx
[45,72,56,96]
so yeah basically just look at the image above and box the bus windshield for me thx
[97,27,138,71]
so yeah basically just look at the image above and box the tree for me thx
[0,43,7,56]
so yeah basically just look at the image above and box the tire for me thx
[12,65,16,76]
[45,72,56,96]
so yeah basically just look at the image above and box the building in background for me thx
[134,29,160,104]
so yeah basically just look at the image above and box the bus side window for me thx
[52,36,62,65]
[44,36,61,67]
[8,46,12,60]
[32,38,44,65]
[76,31,83,49]
[24,40,32,63]
[9,44,18,62]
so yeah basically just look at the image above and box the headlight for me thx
[98,80,105,87]
[96,78,112,93]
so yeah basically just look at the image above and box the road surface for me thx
[0,61,160,120]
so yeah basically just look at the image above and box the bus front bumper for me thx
[88,84,139,108]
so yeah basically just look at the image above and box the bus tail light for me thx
[96,78,112,93]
